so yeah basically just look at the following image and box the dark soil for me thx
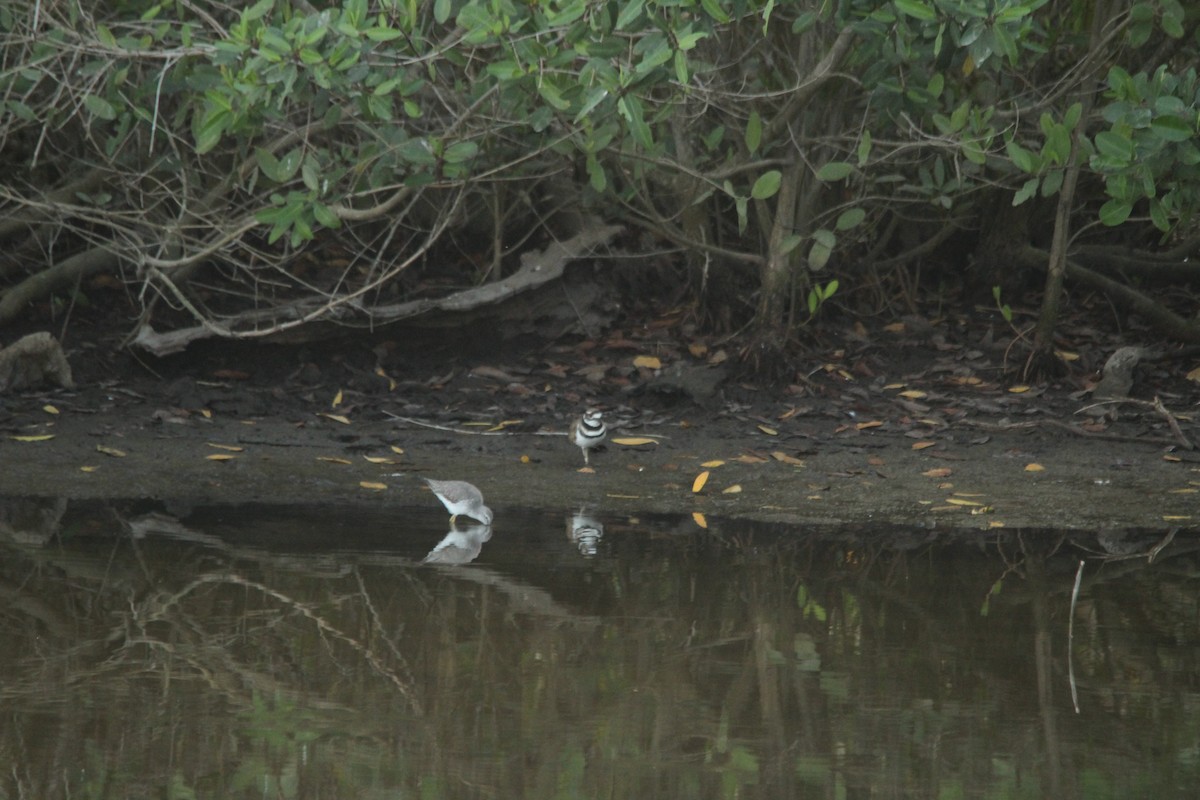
[2,287,1198,532]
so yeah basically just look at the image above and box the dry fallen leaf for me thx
[96,444,126,457]
[722,484,743,494]
[692,512,708,529]
[578,466,596,474]
[320,413,351,425]
[359,481,388,491]
[206,442,245,452]
[856,420,884,430]
[771,451,805,466]
[1024,463,1045,472]
[80,465,98,472]
[332,389,343,407]
[43,404,60,415]
[612,437,658,447]
[733,453,770,464]
[317,456,353,465]
[390,445,405,455]
[1008,385,1030,393]
[1163,514,1192,521]
[11,434,55,442]
[633,355,662,369]
[912,441,937,450]
[1187,366,1200,383]
[363,455,397,464]
[688,342,708,358]
[757,425,778,436]
[899,390,927,399]
[206,453,236,461]
[200,409,213,419]
[946,497,983,507]
[1168,488,1197,494]
[922,467,952,478]
[692,470,710,493]
[520,454,531,463]
[701,459,725,468]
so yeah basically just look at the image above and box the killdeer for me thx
[569,408,606,466]
[423,478,493,526]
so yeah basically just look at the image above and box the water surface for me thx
[1,497,1197,798]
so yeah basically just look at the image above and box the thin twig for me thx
[1068,558,1084,714]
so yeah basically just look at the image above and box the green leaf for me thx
[699,0,731,24]
[586,154,607,192]
[857,131,872,166]
[835,208,865,230]
[1098,198,1132,226]
[616,0,645,30]
[1151,115,1193,143]
[443,140,479,164]
[243,0,274,23]
[83,94,117,120]
[745,110,762,155]
[1094,130,1133,162]
[1012,177,1039,206]
[751,170,781,200]
[1005,139,1035,172]
[815,162,854,181]
[808,229,835,271]
[894,0,936,21]
[433,0,452,24]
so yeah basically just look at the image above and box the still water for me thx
[1,497,1197,799]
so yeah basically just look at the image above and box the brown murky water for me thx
[1,498,1197,799]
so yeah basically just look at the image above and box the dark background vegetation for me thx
[1,0,1198,380]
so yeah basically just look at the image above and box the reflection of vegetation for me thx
[0,501,1198,798]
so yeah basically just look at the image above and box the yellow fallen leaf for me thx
[206,453,236,461]
[946,497,983,507]
[612,437,658,446]
[1163,514,1192,521]
[1163,454,1182,462]
[43,404,60,415]
[520,454,531,463]
[1008,385,1030,393]
[200,408,213,419]
[883,382,906,390]
[692,512,708,529]
[80,465,98,473]
[969,506,995,515]
[332,389,343,407]
[771,451,805,466]
[987,520,1006,529]
[757,425,778,435]
[11,434,55,442]
[96,444,126,457]
[911,441,937,450]
[320,413,351,424]
[923,467,952,478]
[688,342,708,358]
[722,484,743,494]
[1168,488,1197,494]
[899,390,927,399]
[206,442,244,452]
[359,481,388,491]
[1187,366,1200,382]
[317,456,352,465]
[1056,350,1080,362]
[390,445,405,455]
[856,420,883,430]
[692,470,710,493]
[1024,463,1045,472]
[633,355,662,369]
[362,455,397,464]
[701,459,725,468]
[953,492,985,497]
[883,322,906,333]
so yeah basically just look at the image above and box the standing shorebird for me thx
[423,478,493,526]
[569,408,607,466]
